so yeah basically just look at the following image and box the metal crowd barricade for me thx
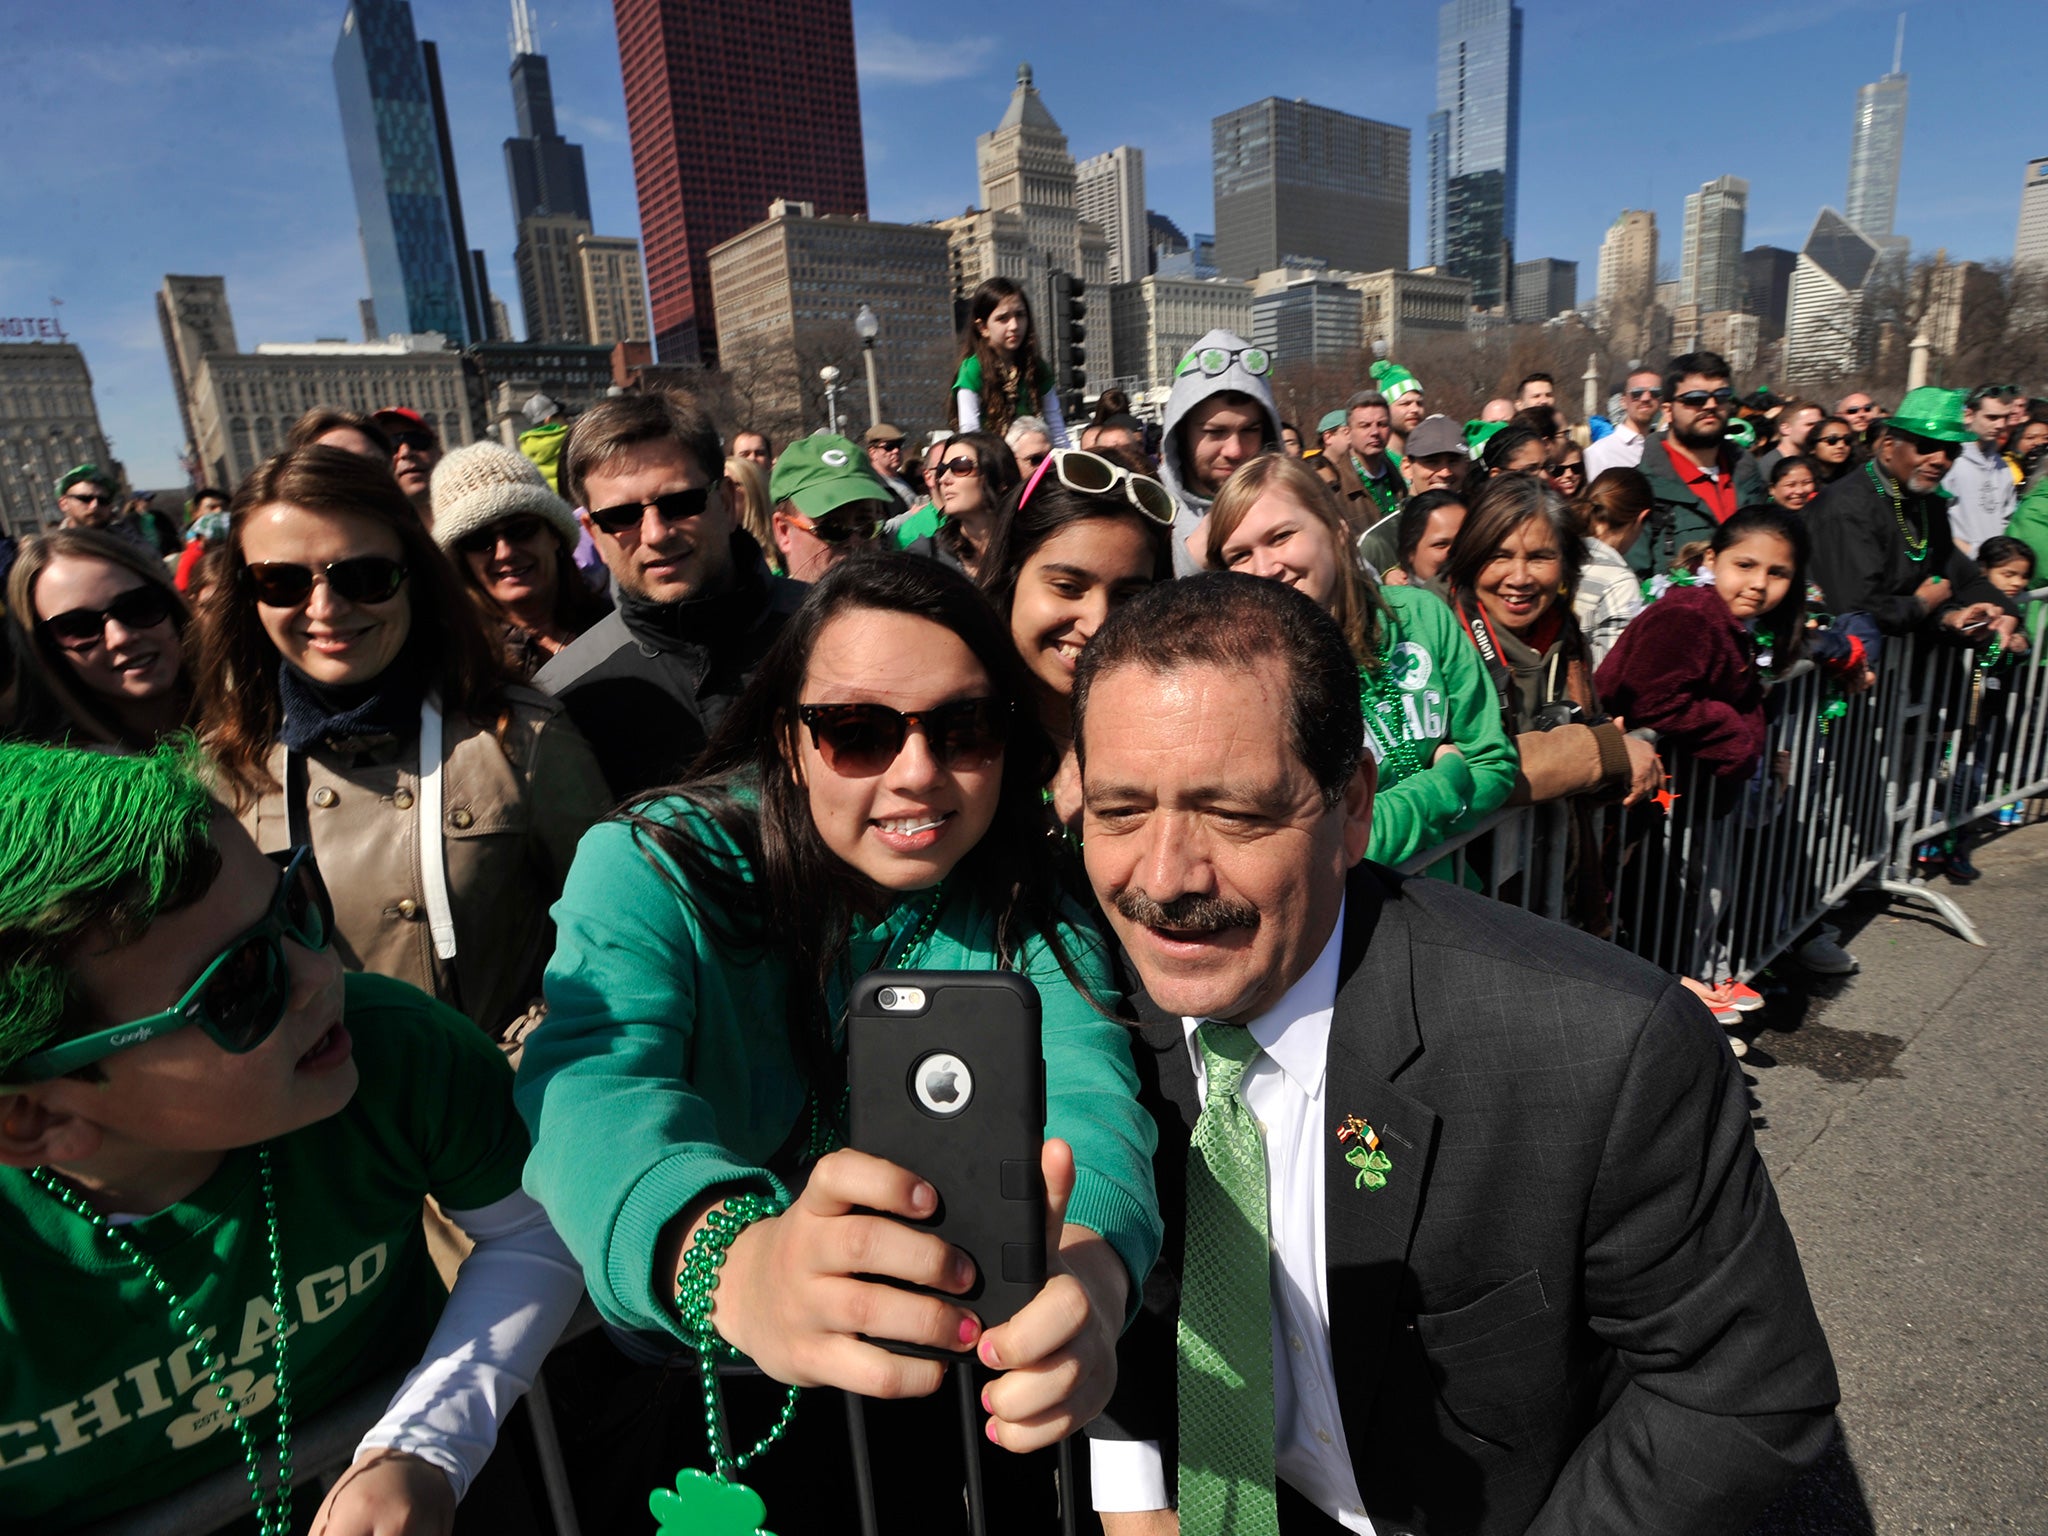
[1399,592,2048,986]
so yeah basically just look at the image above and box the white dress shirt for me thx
[1583,420,1648,480]
[1091,909,1376,1532]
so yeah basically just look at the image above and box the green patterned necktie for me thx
[1177,1022,1279,1536]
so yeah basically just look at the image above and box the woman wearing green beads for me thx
[1202,452,1518,866]
[515,555,1160,1534]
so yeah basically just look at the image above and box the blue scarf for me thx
[277,645,427,752]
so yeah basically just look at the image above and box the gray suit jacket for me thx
[1092,863,1839,1535]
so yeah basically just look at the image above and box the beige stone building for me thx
[576,234,652,348]
[1108,275,1255,406]
[1596,210,1661,362]
[0,342,115,539]
[708,201,956,440]
[515,213,592,344]
[157,276,471,489]
[1346,268,1475,357]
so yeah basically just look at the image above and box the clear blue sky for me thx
[4,0,2027,488]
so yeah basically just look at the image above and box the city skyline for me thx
[5,0,2033,487]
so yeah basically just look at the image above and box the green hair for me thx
[0,738,221,1079]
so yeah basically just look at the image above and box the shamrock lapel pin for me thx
[1337,1114,1393,1191]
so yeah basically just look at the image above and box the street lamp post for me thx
[854,304,882,431]
[820,365,842,436]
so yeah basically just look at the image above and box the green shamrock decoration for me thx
[1345,1143,1393,1190]
[649,1468,778,1536]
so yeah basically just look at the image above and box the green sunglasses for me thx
[10,846,333,1083]
[1176,345,1270,380]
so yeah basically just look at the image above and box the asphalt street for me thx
[1742,820,2048,1534]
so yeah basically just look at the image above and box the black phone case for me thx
[846,970,1047,1348]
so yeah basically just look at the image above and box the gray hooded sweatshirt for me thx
[1156,328,1283,575]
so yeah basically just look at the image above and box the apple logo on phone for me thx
[913,1051,974,1117]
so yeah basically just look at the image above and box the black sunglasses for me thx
[1812,434,1853,447]
[935,456,982,480]
[587,486,711,536]
[41,583,178,651]
[796,698,1011,777]
[244,556,409,608]
[1626,386,1664,400]
[388,429,438,452]
[1672,388,1734,408]
[455,514,551,555]
[804,506,886,545]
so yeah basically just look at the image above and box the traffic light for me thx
[1050,272,1087,412]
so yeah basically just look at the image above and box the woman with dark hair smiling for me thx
[7,527,196,748]
[515,555,1159,1534]
[1806,416,1859,483]
[430,441,611,679]
[979,447,1174,823]
[194,444,610,1038]
[1440,473,1661,808]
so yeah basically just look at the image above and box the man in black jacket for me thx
[1069,574,1838,1536]
[1806,387,2014,655]
[536,391,802,800]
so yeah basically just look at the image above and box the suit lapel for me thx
[1323,871,1442,1468]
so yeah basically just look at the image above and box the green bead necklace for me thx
[1866,460,1929,563]
[31,1148,295,1536]
[660,882,952,1528]
[1359,638,1428,787]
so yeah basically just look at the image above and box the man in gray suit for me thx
[1074,574,1838,1536]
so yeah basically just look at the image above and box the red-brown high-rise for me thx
[613,0,870,366]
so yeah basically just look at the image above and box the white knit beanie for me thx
[429,441,580,553]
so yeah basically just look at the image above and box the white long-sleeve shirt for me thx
[1090,911,1377,1532]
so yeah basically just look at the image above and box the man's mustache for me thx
[1115,888,1261,934]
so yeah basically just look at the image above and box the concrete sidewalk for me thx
[1744,821,2048,1533]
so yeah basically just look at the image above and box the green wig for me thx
[0,738,221,1079]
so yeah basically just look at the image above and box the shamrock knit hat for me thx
[429,441,580,554]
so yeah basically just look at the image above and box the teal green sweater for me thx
[1365,584,1519,867]
[514,806,1161,1340]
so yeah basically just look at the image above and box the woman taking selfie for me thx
[515,555,1159,1534]
[7,527,195,749]
[1204,452,1517,867]
[979,447,1174,824]
[432,441,612,680]
[195,444,611,1039]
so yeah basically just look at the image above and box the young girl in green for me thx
[953,278,1070,448]
[1203,451,1519,867]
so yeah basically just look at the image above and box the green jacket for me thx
[514,806,1162,1340]
[1366,584,1519,867]
[2007,475,2048,578]
[519,422,569,495]
[1630,435,1769,576]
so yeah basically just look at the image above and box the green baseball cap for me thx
[769,434,894,520]
[55,462,113,497]
[1465,420,1508,452]
[1882,387,1975,446]
[1317,409,1348,435]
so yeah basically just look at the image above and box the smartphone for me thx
[846,970,1048,1347]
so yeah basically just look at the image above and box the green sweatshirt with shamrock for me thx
[515,805,1162,1341]
[1364,583,1519,868]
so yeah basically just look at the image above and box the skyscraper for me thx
[2015,159,2048,270]
[335,0,473,342]
[1680,176,1748,313]
[1509,257,1576,323]
[504,0,592,223]
[1846,19,1908,239]
[1742,245,1797,337]
[614,0,868,366]
[1076,146,1147,286]
[1785,209,1883,386]
[1211,98,1409,281]
[1428,0,1522,309]
[1595,210,1658,362]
